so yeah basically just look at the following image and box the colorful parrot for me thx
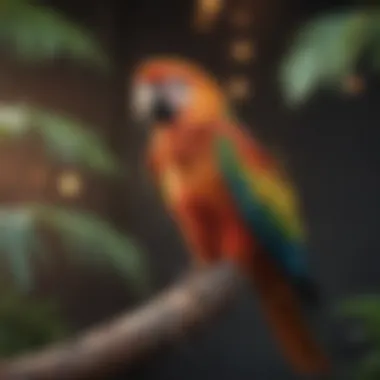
[131,56,330,375]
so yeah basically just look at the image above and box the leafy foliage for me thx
[39,205,149,293]
[0,2,149,296]
[0,104,121,176]
[340,296,380,339]
[0,0,108,68]
[354,350,380,380]
[0,0,148,359]
[0,288,69,357]
[280,8,380,106]
[0,204,148,294]
[339,296,380,379]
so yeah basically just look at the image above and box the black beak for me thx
[152,96,175,123]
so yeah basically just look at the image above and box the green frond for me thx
[0,0,109,69]
[36,205,149,294]
[280,8,380,106]
[0,208,41,290]
[337,295,380,342]
[0,204,149,295]
[370,12,380,71]
[0,104,121,176]
[32,108,121,176]
[354,351,380,380]
[0,288,69,357]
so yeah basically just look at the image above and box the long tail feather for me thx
[250,252,331,375]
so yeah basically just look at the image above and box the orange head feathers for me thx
[131,56,228,127]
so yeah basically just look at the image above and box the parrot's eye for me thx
[162,79,190,108]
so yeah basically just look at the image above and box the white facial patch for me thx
[131,82,156,121]
[131,79,191,124]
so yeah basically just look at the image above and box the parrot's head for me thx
[131,56,228,128]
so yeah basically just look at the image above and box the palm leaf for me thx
[0,204,149,295]
[0,208,40,291]
[36,205,149,294]
[0,104,121,176]
[0,288,69,357]
[354,351,380,380]
[370,11,380,71]
[0,0,108,69]
[280,8,380,106]
[338,295,380,343]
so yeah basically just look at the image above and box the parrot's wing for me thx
[215,131,310,282]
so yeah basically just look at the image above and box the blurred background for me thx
[1,0,380,379]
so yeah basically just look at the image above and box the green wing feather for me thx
[214,134,309,280]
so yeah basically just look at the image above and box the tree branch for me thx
[0,261,242,380]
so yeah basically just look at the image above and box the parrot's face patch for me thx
[131,78,192,125]
[131,57,228,127]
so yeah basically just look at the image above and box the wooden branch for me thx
[0,261,242,380]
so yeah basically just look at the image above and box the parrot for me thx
[131,56,330,375]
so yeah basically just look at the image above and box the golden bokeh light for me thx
[199,0,223,14]
[230,39,255,62]
[57,170,83,198]
[226,76,251,100]
[194,0,223,32]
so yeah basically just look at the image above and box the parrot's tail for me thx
[249,252,331,375]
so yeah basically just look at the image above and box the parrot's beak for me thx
[151,96,175,124]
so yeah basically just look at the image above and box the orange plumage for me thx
[133,56,331,375]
